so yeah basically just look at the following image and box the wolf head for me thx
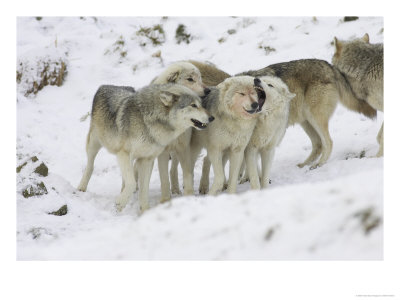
[256,76,295,114]
[153,62,209,97]
[332,33,370,68]
[159,84,214,130]
[216,76,262,120]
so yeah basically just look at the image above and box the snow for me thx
[16,16,383,260]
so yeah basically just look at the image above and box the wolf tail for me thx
[333,66,377,119]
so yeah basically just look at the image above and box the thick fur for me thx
[244,76,295,189]
[236,59,377,168]
[332,33,383,156]
[151,61,206,96]
[187,60,231,87]
[77,83,211,212]
[191,76,260,195]
[166,60,231,194]
[146,61,211,202]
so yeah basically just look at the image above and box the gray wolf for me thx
[191,76,263,195]
[147,61,211,202]
[77,83,213,212]
[235,59,377,168]
[332,33,383,156]
[243,76,295,189]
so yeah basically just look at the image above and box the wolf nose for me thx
[208,116,215,122]
[204,88,211,96]
[254,78,261,85]
[251,102,259,109]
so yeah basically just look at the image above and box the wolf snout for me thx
[208,116,215,122]
[251,102,259,109]
[204,87,211,96]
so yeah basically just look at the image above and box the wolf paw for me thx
[114,202,126,212]
[309,163,320,170]
[239,176,249,184]
[297,162,306,168]
[171,187,181,195]
[199,184,209,195]
[160,195,171,203]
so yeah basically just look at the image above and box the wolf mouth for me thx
[254,78,266,112]
[244,108,257,114]
[191,118,208,129]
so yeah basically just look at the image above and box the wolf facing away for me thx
[244,76,295,189]
[332,33,383,156]
[191,76,263,195]
[77,83,212,212]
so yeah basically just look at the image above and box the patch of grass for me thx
[258,43,276,55]
[353,207,381,235]
[17,58,67,97]
[48,204,68,216]
[34,162,48,177]
[136,24,166,47]
[175,24,192,44]
[343,16,359,22]
[22,182,48,198]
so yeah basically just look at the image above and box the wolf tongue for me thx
[254,77,266,111]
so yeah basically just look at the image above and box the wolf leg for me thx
[260,147,275,189]
[199,155,211,194]
[170,152,181,194]
[77,131,101,192]
[222,153,229,190]
[176,147,194,196]
[226,148,245,194]
[307,115,333,168]
[137,157,154,212]
[297,121,322,168]
[208,148,224,195]
[376,122,383,157]
[158,149,171,203]
[245,147,260,190]
[115,151,136,211]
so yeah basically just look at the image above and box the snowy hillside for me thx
[16,16,383,260]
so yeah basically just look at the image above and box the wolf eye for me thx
[238,92,245,96]
[187,78,194,82]
[268,84,274,88]
[191,104,198,108]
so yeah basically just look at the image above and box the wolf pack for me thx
[77,33,383,213]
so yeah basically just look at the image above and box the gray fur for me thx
[237,59,377,167]
[333,33,383,156]
[77,83,211,212]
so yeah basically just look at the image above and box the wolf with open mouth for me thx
[77,83,213,213]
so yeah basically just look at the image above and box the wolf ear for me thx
[362,33,370,43]
[333,37,342,52]
[167,71,180,83]
[160,91,179,107]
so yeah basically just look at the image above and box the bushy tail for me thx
[333,66,377,119]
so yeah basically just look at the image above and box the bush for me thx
[175,24,192,44]
[136,24,166,47]
[17,57,67,97]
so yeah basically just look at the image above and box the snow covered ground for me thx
[16,16,383,260]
